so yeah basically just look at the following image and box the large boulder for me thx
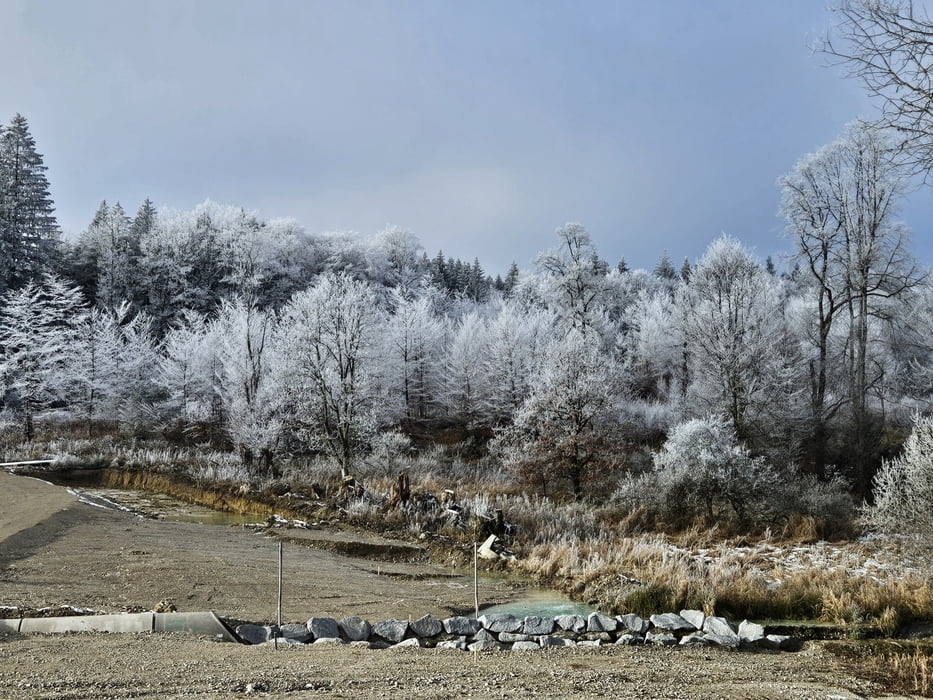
[468,639,503,651]
[278,623,312,643]
[511,640,541,651]
[498,632,532,643]
[306,617,339,641]
[338,616,372,642]
[522,616,555,636]
[409,614,443,638]
[702,616,740,647]
[555,614,586,633]
[372,619,409,643]
[443,617,481,636]
[679,609,705,631]
[738,620,766,645]
[617,614,649,635]
[587,612,618,633]
[650,612,695,633]
[236,624,275,645]
[478,613,522,634]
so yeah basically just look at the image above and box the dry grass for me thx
[829,641,933,697]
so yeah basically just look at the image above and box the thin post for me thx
[473,541,479,618]
[274,541,283,649]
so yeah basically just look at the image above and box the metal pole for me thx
[274,541,283,649]
[473,541,479,618]
[277,541,283,627]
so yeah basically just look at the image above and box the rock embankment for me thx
[236,610,799,652]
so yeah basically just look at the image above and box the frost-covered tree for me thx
[215,299,282,472]
[277,273,384,477]
[70,302,158,435]
[679,236,789,444]
[535,223,610,339]
[482,301,552,422]
[442,311,489,425]
[493,330,618,498]
[384,289,447,421]
[157,310,222,437]
[0,114,60,293]
[864,414,933,557]
[0,277,84,440]
[780,121,920,489]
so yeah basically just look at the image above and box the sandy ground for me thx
[0,470,913,699]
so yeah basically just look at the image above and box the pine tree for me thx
[0,114,60,294]
[504,261,520,297]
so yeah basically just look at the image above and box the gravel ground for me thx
[0,470,912,699]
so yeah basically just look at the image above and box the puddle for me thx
[479,589,595,618]
[72,487,261,526]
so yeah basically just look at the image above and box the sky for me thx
[3,0,932,275]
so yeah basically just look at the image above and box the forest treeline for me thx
[1,112,931,507]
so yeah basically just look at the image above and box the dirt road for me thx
[0,470,908,698]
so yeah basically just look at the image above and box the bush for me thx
[614,414,855,534]
[863,414,933,557]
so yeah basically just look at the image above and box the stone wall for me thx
[235,610,800,651]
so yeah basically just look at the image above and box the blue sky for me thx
[4,0,931,274]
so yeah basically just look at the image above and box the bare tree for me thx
[780,121,923,492]
[824,0,933,177]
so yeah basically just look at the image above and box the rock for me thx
[703,619,741,647]
[349,640,376,648]
[555,614,586,633]
[511,640,541,651]
[705,633,741,648]
[372,619,409,643]
[443,616,481,636]
[306,617,339,640]
[278,623,312,643]
[391,637,424,648]
[587,612,618,633]
[581,631,612,643]
[437,639,469,650]
[679,633,709,646]
[498,632,532,643]
[650,612,695,632]
[764,634,801,651]
[472,628,497,642]
[614,633,643,645]
[522,616,554,636]
[478,613,522,634]
[646,631,678,646]
[539,636,576,647]
[312,637,346,645]
[236,624,275,645]
[468,639,503,651]
[477,534,501,560]
[338,616,372,642]
[409,614,443,638]
[679,609,706,630]
[738,620,766,645]
[617,613,650,635]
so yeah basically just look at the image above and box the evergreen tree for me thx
[653,252,678,280]
[504,261,520,297]
[616,257,629,274]
[0,114,60,293]
[680,257,692,282]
